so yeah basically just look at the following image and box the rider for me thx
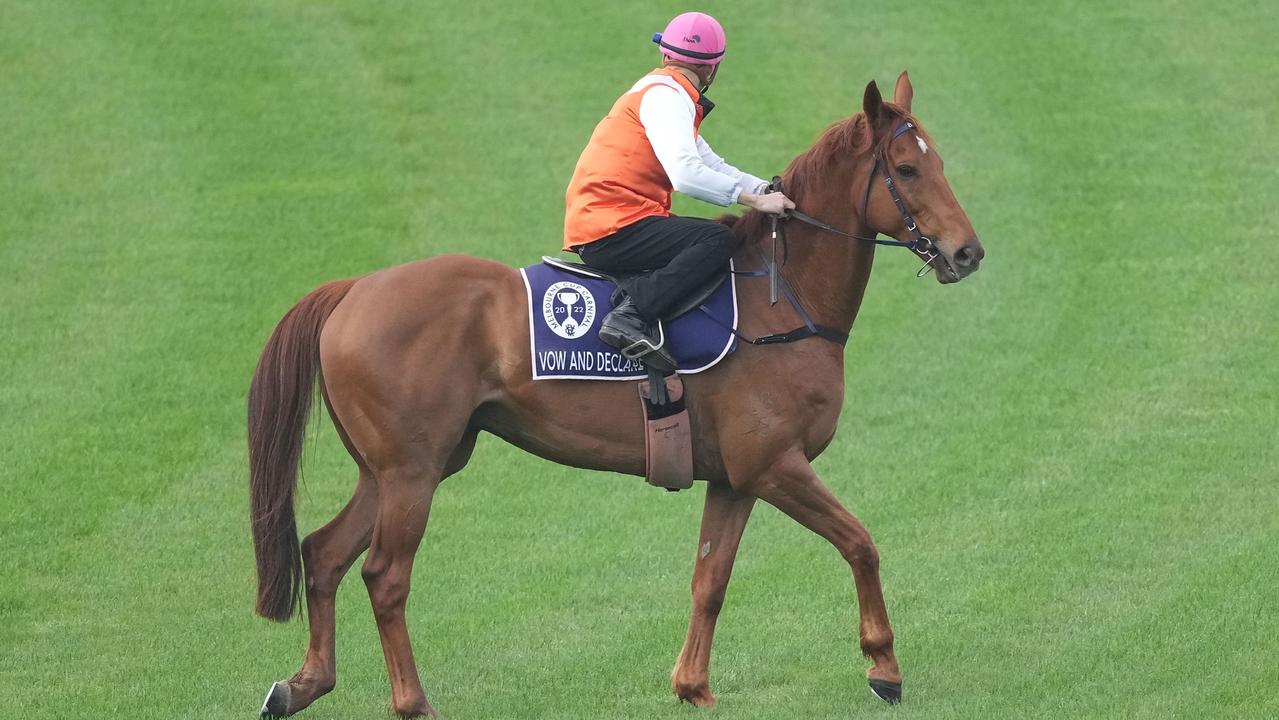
[563,11,795,368]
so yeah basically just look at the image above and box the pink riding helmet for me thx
[651,12,726,66]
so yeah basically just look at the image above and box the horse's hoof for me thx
[260,681,291,718]
[675,688,717,708]
[868,678,902,704]
[393,702,442,719]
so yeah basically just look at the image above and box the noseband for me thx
[779,120,941,277]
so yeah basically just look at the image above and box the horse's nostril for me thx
[954,245,975,267]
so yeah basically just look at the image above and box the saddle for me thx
[523,258,740,492]
[540,256,730,326]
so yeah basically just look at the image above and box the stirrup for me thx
[620,321,666,360]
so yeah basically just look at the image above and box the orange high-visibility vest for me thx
[563,68,708,251]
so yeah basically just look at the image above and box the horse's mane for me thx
[720,102,924,243]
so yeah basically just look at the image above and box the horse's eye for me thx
[896,165,919,179]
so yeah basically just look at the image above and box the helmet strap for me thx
[661,58,717,95]
[699,64,718,93]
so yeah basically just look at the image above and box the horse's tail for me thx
[247,279,355,622]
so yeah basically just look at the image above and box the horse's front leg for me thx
[740,451,902,703]
[672,480,756,707]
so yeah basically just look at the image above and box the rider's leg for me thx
[578,216,737,322]
[578,217,736,366]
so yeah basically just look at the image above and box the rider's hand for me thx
[739,190,796,215]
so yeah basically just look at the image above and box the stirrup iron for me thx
[620,321,666,361]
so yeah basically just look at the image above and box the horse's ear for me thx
[893,71,913,113]
[863,80,883,121]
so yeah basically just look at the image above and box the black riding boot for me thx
[598,298,677,373]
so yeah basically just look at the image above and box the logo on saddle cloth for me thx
[541,281,597,339]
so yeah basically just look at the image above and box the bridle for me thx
[709,119,949,349]
[779,120,943,278]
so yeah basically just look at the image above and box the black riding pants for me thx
[575,215,736,323]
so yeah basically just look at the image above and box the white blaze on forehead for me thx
[916,135,929,155]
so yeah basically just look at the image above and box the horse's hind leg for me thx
[356,425,475,720]
[361,465,444,719]
[261,422,476,719]
[671,480,755,707]
[262,468,377,718]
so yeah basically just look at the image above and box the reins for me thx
[708,120,942,349]
[780,120,941,278]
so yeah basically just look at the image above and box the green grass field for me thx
[3,1,1277,718]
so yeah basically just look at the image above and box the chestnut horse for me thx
[249,73,982,718]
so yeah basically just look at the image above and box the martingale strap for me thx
[749,323,850,346]
[697,267,849,348]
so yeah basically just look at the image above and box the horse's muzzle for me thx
[937,240,983,283]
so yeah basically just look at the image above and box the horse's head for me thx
[861,72,983,283]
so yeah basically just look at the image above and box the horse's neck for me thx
[741,166,876,335]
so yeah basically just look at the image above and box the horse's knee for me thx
[840,527,880,572]
[362,561,410,616]
[691,576,728,617]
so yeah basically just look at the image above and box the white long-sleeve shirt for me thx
[635,81,769,206]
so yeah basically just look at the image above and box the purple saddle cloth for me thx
[519,259,738,381]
